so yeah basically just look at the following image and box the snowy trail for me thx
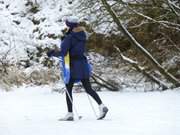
[0,86,180,135]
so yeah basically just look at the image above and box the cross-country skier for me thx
[47,16,108,121]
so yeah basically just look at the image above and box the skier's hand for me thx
[47,50,55,57]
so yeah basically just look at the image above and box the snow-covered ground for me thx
[0,86,180,135]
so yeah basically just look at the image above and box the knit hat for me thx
[65,16,79,29]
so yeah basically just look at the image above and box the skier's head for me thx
[65,16,79,29]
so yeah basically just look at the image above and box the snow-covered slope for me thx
[0,86,180,135]
[0,0,75,62]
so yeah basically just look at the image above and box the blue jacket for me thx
[60,27,91,80]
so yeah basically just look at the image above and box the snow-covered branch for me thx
[125,4,180,31]
[166,0,180,18]
[114,46,169,90]
[100,0,180,87]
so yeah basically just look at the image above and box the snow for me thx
[0,1,180,134]
[0,0,77,63]
[0,86,180,135]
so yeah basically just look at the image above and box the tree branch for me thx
[100,0,180,87]
[114,46,169,90]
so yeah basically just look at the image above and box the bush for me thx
[0,65,60,91]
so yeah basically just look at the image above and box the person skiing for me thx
[47,16,108,121]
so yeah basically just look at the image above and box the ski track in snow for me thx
[0,86,180,135]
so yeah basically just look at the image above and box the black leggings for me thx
[65,78,102,112]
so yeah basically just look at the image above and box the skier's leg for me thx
[81,79,102,105]
[65,79,74,112]
[81,79,108,119]
[59,79,74,121]
[60,79,83,121]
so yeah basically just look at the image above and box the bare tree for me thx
[75,0,180,88]
[99,0,180,87]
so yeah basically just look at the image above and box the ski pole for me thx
[64,87,82,120]
[86,94,98,118]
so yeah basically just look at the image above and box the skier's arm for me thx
[47,49,60,57]
[60,35,71,57]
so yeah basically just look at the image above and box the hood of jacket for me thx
[71,26,86,41]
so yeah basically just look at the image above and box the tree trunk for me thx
[91,72,119,91]
[100,0,180,88]
[114,46,169,90]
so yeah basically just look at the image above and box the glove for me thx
[47,50,55,57]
